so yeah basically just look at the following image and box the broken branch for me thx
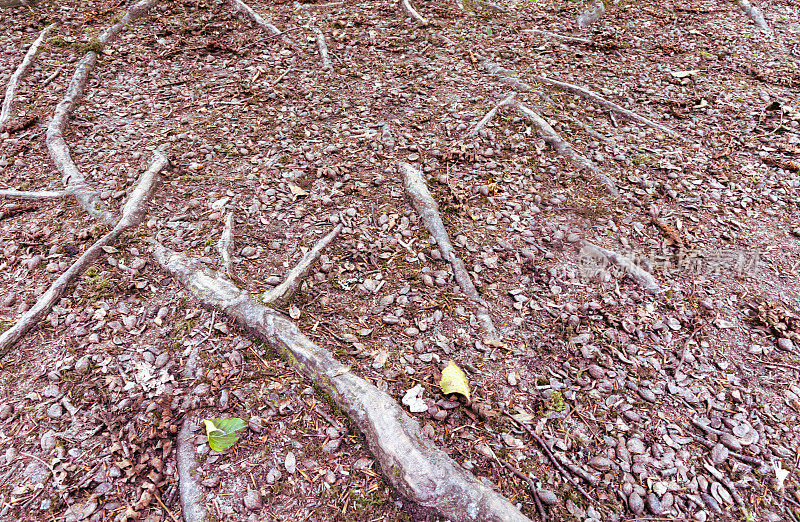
[0,22,55,132]
[313,27,333,71]
[400,0,429,26]
[0,189,66,199]
[467,92,516,137]
[226,0,293,47]
[580,241,661,294]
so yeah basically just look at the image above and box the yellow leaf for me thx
[440,360,470,402]
[203,419,222,435]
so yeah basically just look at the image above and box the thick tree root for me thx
[46,0,158,225]
[483,61,683,140]
[467,92,516,137]
[313,27,333,71]
[400,0,429,26]
[153,244,530,522]
[226,0,293,46]
[579,241,661,294]
[0,22,55,132]
[399,162,504,346]
[508,100,619,196]
[263,223,342,308]
[0,189,66,199]
[737,0,771,31]
[177,413,208,522]
[0,151,167,359]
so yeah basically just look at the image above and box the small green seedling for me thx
[203,418,247,451]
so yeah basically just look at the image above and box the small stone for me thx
[266,467,282,484]
[46,403,62,419]
[243,489,262,511]
[248,416,263,434]
[285,451,296,474]
[42,384,59,398]
[647,493,663,515]
[700,491,722,514]
[193,383,210,397]
[537,489,559,505]
[41,430,57,452]
[720,432,742,452]
[638,387,656,402]
[710,443,729,466]
[587,364,605,379]
[155,352,170,369]
[0,403,12,420]
[201,476,220,488]
[628,492,644,515]
[627,438,646,454]
[75,356,90,374]
[507,372,518,386]
[241,246,257,258]
[322,438,342,453]
[588,456,613,471]
[777,338,794,351]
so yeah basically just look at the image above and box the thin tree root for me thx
[46,0,159,225]
[737,0,771,32]
[218,211,235,278]
[153,244,531,522]
[508,100,619,196]
[0,22,55,132]
[0,150,167,359]
[579,241,661,294]
[177,413,208,522]
[483,61,683,140]
[399,162,504,347]
[313,27,333,71]
[226,0,294,46]
[504,412,594,502]
[0,189,66,199]
[467,92,516,137]
[498,456,548,522]
[263,224,343,308]
[400,0,429,26]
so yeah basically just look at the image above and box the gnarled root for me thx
[153,244,530,522]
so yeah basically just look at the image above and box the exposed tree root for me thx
[737,0,771,32]
[177,413,208,522]
[0,22,55,132]
[153,244,531,522]
[579,241,661,295]
[399,162,504,346]
[218,211,235,278]
[0,189,66,199]
[508,100,619,196]
[400,0,429,26]
[0,150,167,359]
[263,223,343,308]
[577,0,605,29]
[467,92,516,137]
[483,61,683,140]
[46,0,159,226]
[522,29,592,46]
[313,27,333,71]
[226,0,293,46]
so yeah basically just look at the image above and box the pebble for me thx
[41,430,57,452]
[647,492,663,515]
[201,476,220,488]
[248,416,263,434]
[627,438,646,454]
[711,443,729,465]
[720,432,742,452]
[588,364,605,379]
[266,468,282,484]
[285,451,296,474]
[243,489,263,511]
[193,383,211,397]
[46,403,62,419]
[0,403,12,420]
[638,387,656,402]
[537,489,559,505]
[588,456,613,471]
[777,338,794,351]
[628,491,644,515]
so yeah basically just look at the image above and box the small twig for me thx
[498,456,547,522]
[40,65,64,89]
[226,0,294,47]
[684,424,769,471]
[218,211,235,278]
[0,189,66,200]
[154,488,180,522]
[522,29,592,45]
[504,411,594,502]
[271,68,293,86]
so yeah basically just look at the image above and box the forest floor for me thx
[1,0,800,520]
